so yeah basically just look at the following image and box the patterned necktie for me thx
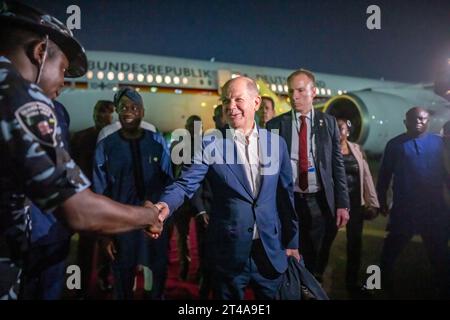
[299,115,308,190]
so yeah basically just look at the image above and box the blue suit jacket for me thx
[160,128,299,274]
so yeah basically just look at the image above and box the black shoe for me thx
[98,278,113,292]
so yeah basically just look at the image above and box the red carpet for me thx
[80,219,253,300]
[80,219,202,300]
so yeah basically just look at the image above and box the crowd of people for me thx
[0,1,449,300]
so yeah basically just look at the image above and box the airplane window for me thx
[127,73,134,81]
[182,77,188,85]
[271,84,277,92]
[284,85,288,93]
[156,75,163,83]
[338,90,343,95]
[327,89,331,96]
[118,72,125,81]
[86,70,93,80]
[173,76,180,84]
[146,74,153,83]
[277,84,283,92]
[107,72,114,81]
[137,74,144,82]
[97,71,104,80]
[164,76,172,84]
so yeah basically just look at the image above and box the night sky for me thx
[24,0,450,83]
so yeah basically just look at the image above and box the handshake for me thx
[143,201,170,239]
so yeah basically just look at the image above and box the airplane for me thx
[59,50,450,154]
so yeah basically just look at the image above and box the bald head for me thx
[404,107,429,137]
[222,77,259,99]
[221,76,261,132]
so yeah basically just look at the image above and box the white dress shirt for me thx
[231,123,261,239]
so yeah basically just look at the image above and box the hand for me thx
[196,212,210,227]
[380,203,390,216]
[286,249,301,262]
[154,201,170,223]
[102,238,116,261]
[363,206,379,220]
[143,200,163,239]
[336,208,350,228]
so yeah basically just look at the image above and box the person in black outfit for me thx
[337,119,379,298]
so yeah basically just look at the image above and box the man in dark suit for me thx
[156,76,300,300]
[266,69,349,282]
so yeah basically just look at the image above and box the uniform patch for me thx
[15,102,58,147]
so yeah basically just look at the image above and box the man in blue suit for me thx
[156,77,300,300]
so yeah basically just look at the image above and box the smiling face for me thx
[221,77,261,132]
[117,96,144,131]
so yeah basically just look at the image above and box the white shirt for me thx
[290,108,321,193]
[97,121,156,143]
[230,123,261,239]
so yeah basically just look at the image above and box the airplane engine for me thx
[323,90,450,154]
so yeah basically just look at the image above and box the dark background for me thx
[25,0,450,83]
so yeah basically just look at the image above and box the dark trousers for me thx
[212,240,282,300]
[380,225,450,297]
[294,192,337,279]
[195,216,212,299]
[77,234,110,298]
[112,266,135,300]
[173,205,192,280]
[23,239,71,299]
[345,206,364,288]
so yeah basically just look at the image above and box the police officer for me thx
[0,1,161,300]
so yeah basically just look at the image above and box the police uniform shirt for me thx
[0,57,90,299]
